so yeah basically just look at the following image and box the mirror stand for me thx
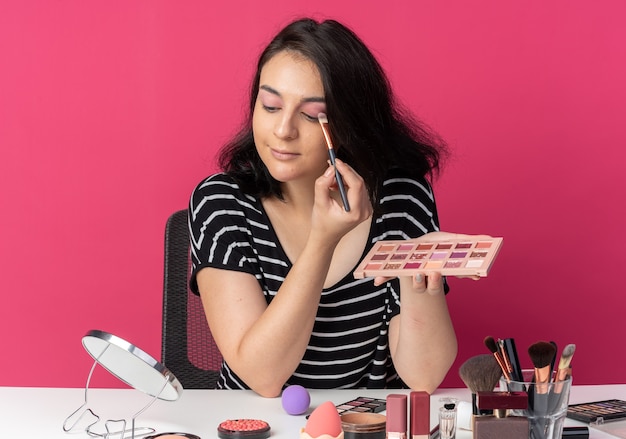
[63,330,183,439]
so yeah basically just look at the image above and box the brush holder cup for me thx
[499,370,572,439]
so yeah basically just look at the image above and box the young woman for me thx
[189,18,462,397]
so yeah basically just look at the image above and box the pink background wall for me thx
[1,1,625,389]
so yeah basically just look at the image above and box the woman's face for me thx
[252,51,329,185]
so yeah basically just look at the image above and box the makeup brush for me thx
[528,340,557,439]
[497,338,515,381]
[317,113,350,212]
[483,336,511,382]
[528,340,557,393]
[548,340,558,382]
[503,338,523,382]
[459,354,503,415]
[551,344,577,416]
[556,343,576,382]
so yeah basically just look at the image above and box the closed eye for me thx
[262,104,279,113]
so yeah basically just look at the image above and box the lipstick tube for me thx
[386,394,407,439]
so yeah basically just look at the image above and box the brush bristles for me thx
[528,341,557,369]
[558,344,576,369]
[483,336,499,354]
[317,112,328,124]
[459,354,503,393]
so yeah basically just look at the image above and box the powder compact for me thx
[340,412,387,439]
[146,434,202,439]
[217,419,271,439]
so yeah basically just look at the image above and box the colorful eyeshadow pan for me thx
[307,397,387,419]
[335,397,387,415]
[567,399,626,423]
[353,237,503,278]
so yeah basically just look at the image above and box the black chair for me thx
[161,209,223,389]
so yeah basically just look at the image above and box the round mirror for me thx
[82,329,183,401]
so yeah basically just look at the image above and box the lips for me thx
[270,148,299,160]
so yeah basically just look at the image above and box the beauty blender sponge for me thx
[281,385,311,415]
[301,401,344,439]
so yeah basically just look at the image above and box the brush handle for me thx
[327,148,350,212]
[549,341,558,382]
[504,338,523,382]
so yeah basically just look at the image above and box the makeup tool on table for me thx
[146,434,201,439]
[458,354,503,417]
[306,396,386,419]
[490,337,576,439]
[501,337,524,382]
[340,412,386,439]
[527,340,558,418]
[63,330,190,439]
[318,113,350,212]
[473,391,529,439]
[561,426,590,438]
[410,391,431,439]
[282,385,311,415]
[568,400,626,438]
[386,394,407,439]
[483,336,511,383]
[353,237,503,279]
[567,399,626,424]
[328,396,387,439]
[437,398,457,439]
[556,344,576,384]
[217,420,271,439]
[301,401,344,439]
[548,341,558,381]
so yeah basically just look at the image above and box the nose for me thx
[273,113,298,140]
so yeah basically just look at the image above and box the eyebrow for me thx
[259,84,325,104]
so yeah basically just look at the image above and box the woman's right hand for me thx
[312,159,372,242]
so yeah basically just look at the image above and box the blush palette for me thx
[353,237,503,279]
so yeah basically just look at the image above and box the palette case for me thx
[353,237,503,279]
[567,399,626,423]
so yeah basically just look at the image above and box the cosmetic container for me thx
[438,404,457,439]
[386,394,407,439]
[472,392,528,439]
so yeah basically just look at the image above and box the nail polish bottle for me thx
[472,392,528,439]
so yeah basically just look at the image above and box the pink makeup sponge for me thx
[282,385,311,415]
[301,401,344,439]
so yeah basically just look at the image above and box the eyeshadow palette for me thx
[335,396,387,415]
[353,237,503,279]
[567,399,626,423]
[307,397,387,418]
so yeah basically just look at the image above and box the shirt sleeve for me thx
[188,174,260,295]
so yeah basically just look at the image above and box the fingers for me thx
[318,159,371,218]
[375,271,446,295]
[333,159,361,186]
[374,276,394,287]
[413,271,444,295]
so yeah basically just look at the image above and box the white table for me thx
[1,385,624,438]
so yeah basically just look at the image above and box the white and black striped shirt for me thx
[189,168,443,389]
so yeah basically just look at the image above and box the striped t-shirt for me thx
[189,168,443,389]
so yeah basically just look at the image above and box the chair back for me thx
[161,209,223,389]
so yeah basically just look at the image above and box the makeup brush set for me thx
[458,337,582,439]
[481,336,576,387]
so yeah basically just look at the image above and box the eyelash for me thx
[262,105,318,122]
